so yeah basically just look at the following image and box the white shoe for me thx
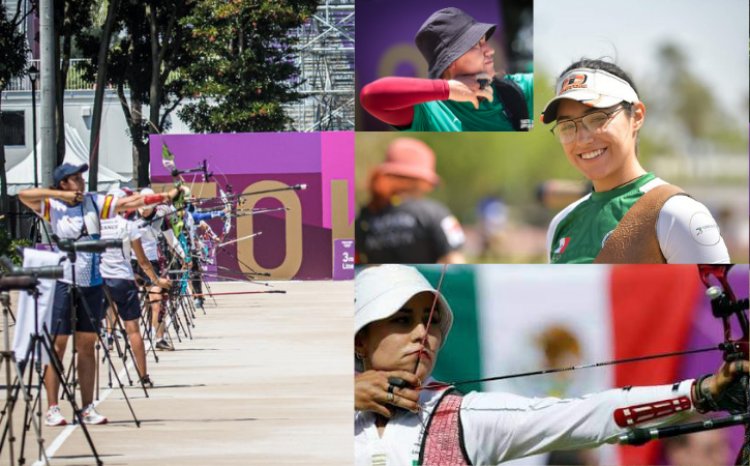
[45,405,67,427]
[81,404,107,425]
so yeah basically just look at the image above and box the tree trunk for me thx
[146,3,163,132]
[132,95,149,186]
[88,0,121,191]
[55,32,71,166]
[117,82,149,187]
[0,98,8,231]
[136,138,150,186]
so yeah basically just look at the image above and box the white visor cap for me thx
[355,265,453,347]
[542,68,639,124]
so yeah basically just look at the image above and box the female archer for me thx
[354,265,748,465]
[541,59,730,264]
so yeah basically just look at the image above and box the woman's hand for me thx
[156,277,172,289]
[708,359,748,396]
[355,370,421,417]
[694,359,748,413]
[447,75,494,109]
[58,190,83,205]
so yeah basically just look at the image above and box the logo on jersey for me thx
[689,212,721,246]
[560,74,588,93]
[553,237,570,255]
[440,216,465,248]
[601,230,614,248]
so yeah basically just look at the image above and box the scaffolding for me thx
[286,0,354,132]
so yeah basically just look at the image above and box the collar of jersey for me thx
[590,172,656,202]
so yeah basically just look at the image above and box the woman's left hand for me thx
[709,359,749,396]
[695,359,749,413]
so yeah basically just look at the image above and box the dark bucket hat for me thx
[415,7,496,79]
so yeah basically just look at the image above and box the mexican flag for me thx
[417,264,748,466]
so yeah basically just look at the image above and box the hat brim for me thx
[73,163,89,175]
[378,163,440,185]
[355,283,453,348]
[55,163,89,186]
[429,22,496,79]
[542,92,627,124]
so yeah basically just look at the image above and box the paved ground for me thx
[0,280,353,465]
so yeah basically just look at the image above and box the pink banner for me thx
[149,132,354,280]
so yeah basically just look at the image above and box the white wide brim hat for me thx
[355,264,453,347]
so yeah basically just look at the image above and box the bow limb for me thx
[698,265,749,466]
[612,265,749,463]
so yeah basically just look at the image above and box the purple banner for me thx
[149,132,354,280]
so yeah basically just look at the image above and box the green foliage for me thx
[76,1,195,137]
[177,0,319,132]
[0,4,28,90]
[0,228,30,267]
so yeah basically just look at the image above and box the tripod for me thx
[55,249,141,428]
[0,287,49,466]
[100,286,150,397]
[0,275,101,465]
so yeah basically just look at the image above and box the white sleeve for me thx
[657,196,730,264]
[128,219,142,242]
[164,229,185,260]
[461,381,695,465]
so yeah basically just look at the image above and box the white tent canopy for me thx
[4,123,131,194]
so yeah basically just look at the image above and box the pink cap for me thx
[378,138,440,185]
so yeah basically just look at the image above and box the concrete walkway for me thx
[0,280,353,465]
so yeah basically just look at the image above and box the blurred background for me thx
[355,0,534,131]
[356,0,749,263]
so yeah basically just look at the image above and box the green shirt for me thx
[548,173,658,264]
[408,73,533,132]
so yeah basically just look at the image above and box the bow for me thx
[617,265,748,466]
[391,264,749,464]
[219,183,232,242]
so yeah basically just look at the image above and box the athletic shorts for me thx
[103,278,142,321]
[50,282,104,335]
[132,260,162,284]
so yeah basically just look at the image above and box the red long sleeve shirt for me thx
[359,77,450,127]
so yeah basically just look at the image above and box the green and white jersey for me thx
[408,73,533,132]
[547,173,730,264]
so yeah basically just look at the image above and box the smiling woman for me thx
[541,59,730,264]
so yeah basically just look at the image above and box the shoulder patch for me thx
[42,198,51,222]
[102,194,119,219]
[689,212,721,246]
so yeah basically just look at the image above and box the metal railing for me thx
[4,59,97,92]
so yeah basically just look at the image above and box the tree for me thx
[178,0,319,133]
[0,1,31,228]
[54,1,94,164]
[86,0,121,190]
[78,0,195,186]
